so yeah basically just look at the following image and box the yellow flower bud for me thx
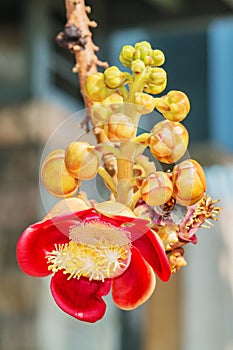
[134,92,155,114]
[104,113,137,142]
[172,159,206,206]
[103,93,124,106]
[144,68,167,95]
[104,66,123,89]
[135,41,152,51]
[135,41,152,60]
[152,49,165,66]
[141,172,173,206]
[85,73,110,102]
[91,103,109,127]
[119,45,135,67]
[65,142,100,180]
[131,59,145,74]
[149,120,189,164]
[41,150,79,198]
[91,94,124,127]
[154,90,190,122]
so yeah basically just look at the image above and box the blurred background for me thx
[1,0,233,349]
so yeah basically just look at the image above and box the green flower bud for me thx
[152,50,165,66]
[104,66,123,89]
[131,59,145,74]
[85,73,109,102]
[119,45,135,67]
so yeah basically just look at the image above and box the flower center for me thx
[46,220,131,281]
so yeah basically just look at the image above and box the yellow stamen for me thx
[46,221,131,281]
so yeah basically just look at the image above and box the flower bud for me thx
[172,159,206,206]
[103,93,124,107]
[149,120,189,164]
[85,73,109,102]
[41,150,79,198]
[152,49,165,66]
[104,66,123,89]
[141,172,173,206]
[91,94,124,127]
[91,103,109,126]
[65,142,100,180]
[119,45,135,67]
[135,41,152,60]
[144,68,167,95]
[104,113,137,142]
[134,92,155,114]
[131,59,145,74]
[135,41,152,51]
[154,90,190,122]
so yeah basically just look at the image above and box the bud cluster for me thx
[41,40,220,275]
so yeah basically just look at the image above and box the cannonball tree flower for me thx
[16,199,171,323]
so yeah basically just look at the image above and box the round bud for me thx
[149,120,189,164]
[154,90,190,122]
[104,66,122,89]
[172,159,206,206]
[65,142,100,180]
[141,172,173,206]
[144,68,167,95]
[85,73,109,102]
[152,49,165,66]
[134,92,155,114]
[104,113,137,142]
[41,150,79,198]
[135,41,152,60]
[131,59,145,74]
[91,94,124,127]
[119,45,135,67]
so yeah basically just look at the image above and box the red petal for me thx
[16,223,69,277]
[16,208,98,277]
[112,247,156,310]
[50,271,111,323]
[132,229,171,282]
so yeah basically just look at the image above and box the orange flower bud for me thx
[172,159,206,206]
[149,120,189,164]
[154,90,190,122]
[41,150,79,198]
[65,142,100,180]
[104,113,137,141]
[141,172,173,206]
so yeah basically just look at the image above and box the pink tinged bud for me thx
[104,113,137,142]
[41,150,79,198]
[172,159,206,206]
[141,172,173,206]
[65,142,100,180]
[149,120,189,164]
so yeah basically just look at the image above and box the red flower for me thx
[16,206,170,323]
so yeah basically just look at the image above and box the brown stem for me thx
[61,0,108,138]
